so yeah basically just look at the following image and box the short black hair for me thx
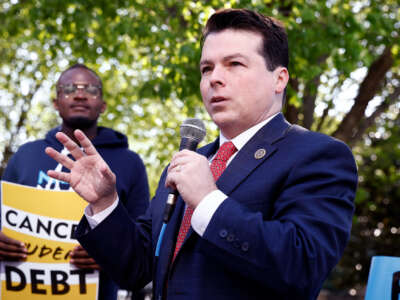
[202,8,289,71]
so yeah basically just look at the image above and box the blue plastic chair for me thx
[365,256,400,300]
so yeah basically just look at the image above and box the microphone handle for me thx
[179,137,199,151]
[163,137,199,223]
[163,189,179,223]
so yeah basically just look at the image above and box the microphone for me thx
[163,118,206,223]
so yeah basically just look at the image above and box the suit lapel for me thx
[218,113,291,195]
[198,138,220,158]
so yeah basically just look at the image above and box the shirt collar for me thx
[219,113,279,151]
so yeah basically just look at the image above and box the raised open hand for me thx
[45,129,117,214]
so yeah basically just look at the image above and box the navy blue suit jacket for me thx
[76,114,358,300]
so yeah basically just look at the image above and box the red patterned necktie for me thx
[172,141,237,261]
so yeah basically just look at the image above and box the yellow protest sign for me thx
[0,181,99,299]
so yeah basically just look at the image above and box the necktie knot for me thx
[210,141,237,181]
[214,141,237,163]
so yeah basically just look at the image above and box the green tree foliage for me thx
[330,117,400,294]
[0,0,399,295]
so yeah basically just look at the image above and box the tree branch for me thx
[316,99,334,132]
[349,84,400,146]
[333,46,394,143]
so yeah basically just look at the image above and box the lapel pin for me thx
[254,148,266,159]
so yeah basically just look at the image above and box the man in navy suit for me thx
[46,8,358,300]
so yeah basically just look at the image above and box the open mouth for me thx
[211,96,227,103]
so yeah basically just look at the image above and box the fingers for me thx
[70,245,86,256]
[70,254,100,269]
[45,147,74,170]
[0,232,27,261]
[166,150,197,189]
[74,130,99,156]
[47,130,98,164]
[0,249,27,261]
[0,232,25,247]
[70,245,100,270]
[168,150,194,171]
[45,146,73,182]
[100,163,116,183]
[71,260,101,270]
[0,243,27,255]
[46,169,71,183]
[55,132,85,160]
[0,254,27,261]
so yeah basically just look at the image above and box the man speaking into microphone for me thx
[45,8,358,300]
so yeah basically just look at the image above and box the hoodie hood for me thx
[45,126,129,149]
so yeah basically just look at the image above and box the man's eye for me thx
[63,85,76,94]
[86,86,100,95]
[230,61,242,66]
[201,66,211,74]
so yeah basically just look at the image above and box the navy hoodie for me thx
[2,126,150,300]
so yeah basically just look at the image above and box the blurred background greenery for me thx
[0,0,399,298]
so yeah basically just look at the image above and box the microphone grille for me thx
[180,118,206,143]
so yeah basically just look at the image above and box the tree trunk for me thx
[302,76,321,129]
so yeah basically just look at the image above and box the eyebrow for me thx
[200,53,247,67]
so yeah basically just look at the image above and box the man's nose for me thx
[209,66,226,87]
[74,88,88,99]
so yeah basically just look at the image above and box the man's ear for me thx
[100,101,107,114]
[53,98,59,111]
[274,67,289,94]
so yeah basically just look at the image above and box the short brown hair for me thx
[202,9,289,71]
